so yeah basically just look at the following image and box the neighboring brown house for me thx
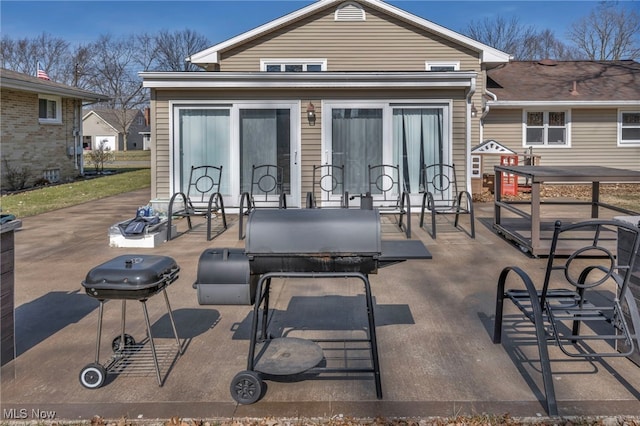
[82,109,150,151]
[140,0,639,210]
[0,68,108,190]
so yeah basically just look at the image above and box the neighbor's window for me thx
[619,111,640,146]
[261,59,326,72]
[524,110,568,146]
[38,94,61,124]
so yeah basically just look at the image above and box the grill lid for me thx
[246,209,381,256]
[82,255,179,289]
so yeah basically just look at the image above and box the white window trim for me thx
[522,109,571,148]
[618,109,640,147]
[38,94,62,124]
[260,59,327,72]
[425,61,460,71]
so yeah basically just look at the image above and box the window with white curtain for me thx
[178,108,231,194]
[392,108,444,193]
[240,109,291,195]
[326,103,449,201]
[331,108,383,194]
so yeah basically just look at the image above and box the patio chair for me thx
[419,163,475,239]
[238,164,287,239]
[367,164,411,239]
[167,165,227,241]
[493,219,640,416]
[305,164,349,208]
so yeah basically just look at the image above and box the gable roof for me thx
[486,60,640,106]
[0,68,109,102]
[83,109,148,133]
[188,0,511,67]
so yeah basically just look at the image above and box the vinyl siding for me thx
[482,108,640,174]
[150,87,470,201]
[219,5,480,72]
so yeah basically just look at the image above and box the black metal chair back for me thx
[306,164,348,208]
[167,165,227,241]
[367,164,411,238]
[238,164,287,239]
[494,219,640,416]
[419,163,475,238]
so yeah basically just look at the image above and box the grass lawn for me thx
[0,169,150,218]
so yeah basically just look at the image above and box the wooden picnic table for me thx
[493,165,640,256]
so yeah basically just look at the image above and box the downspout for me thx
[479,88,498,144]
[73,99,81,173]
[465,77,476,194]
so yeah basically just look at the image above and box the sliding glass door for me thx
[178,108,231,195]
[325,101,449,206]
[240,109,291,199]
[392,108,446,203]
[174,102,299,207]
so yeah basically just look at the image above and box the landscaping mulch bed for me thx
[472,183,640,205]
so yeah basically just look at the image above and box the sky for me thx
[1,0,639,48]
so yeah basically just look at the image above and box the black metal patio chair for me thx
[493,219,640,416]
[419,163,475,239]
[167,165,227,241]
[305,164,349,208]
[238,164,287,240]
[367,164,411,239]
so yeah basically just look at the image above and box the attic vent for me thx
[335,2,366,21]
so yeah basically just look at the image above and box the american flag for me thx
[37,69,50,80]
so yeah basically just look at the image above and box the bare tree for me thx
[154,29,209,71]
[466,16,535,59]
[0,32,70,80]
[567,1,640,60]
[86,34,149,151]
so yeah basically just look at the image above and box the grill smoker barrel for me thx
[194,208,432,404]
[246,209,381,274]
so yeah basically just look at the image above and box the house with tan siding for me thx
[140,0,639,211]
[0,68,108,191]
[141,0,510,209]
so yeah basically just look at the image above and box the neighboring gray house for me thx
[82,109,150,151]
[0,68,108,190]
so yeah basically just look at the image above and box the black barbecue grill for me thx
[194,208,431,404]
[80,255,182,389]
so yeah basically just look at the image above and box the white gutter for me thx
[488,100,640,107]
[141,71,476,89]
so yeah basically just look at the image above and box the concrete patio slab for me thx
[1,188,639,421]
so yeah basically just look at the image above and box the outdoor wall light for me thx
[307,102,316,126]
[471,103,478,118]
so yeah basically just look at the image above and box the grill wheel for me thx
[230,370,263,404]
[79,363,106,389]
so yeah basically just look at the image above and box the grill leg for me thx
[119,300,127,352]
[140,300,163,386]
[261,278,271,340]
[162,289,182,355]
[362,273,382,399]
[94,300,105,364]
